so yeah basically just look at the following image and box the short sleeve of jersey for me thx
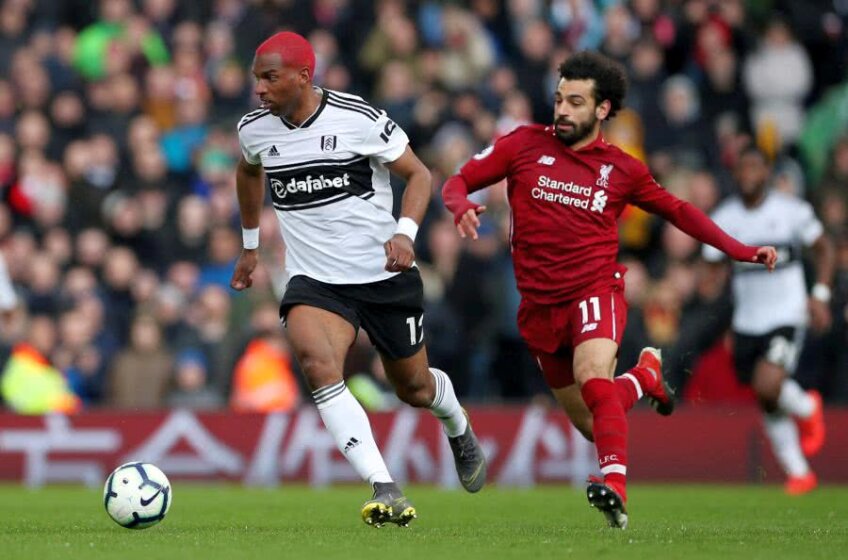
[458,130,520,189]
[238,127,261,165]
[358,112,410,164]
[793,199,824,247]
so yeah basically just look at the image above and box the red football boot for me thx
[785,472,818,496]
[795,390,825,457]
[638,347,675,416]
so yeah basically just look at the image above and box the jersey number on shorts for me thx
[767,335,797,370]
[406,314,424,345]
[578,296,601,333]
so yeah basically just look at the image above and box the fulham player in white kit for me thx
[704,147,831,494]
[231,32,486,526]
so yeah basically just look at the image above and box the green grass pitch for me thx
[1,484,846,560]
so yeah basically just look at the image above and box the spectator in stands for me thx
[73,0,169,81]
[1,315,81,414]
[175,284,239,393]
[101,246,139,342]
[106,313,171,408]
[55,298,112,405]
[199,226,240,289]
[167,349,224,409]
[647,74,709,169]
[700,48,750,141]
[743,16,813,149]
[229,303,300,413]
[625,38,666,129]
[24,253,61,317]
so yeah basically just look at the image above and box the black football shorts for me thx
[279,268,425,360]
[732,326,802,384]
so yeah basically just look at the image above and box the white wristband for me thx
[242,227,259,250]
[811,283,831,303]
[395,217,419,242]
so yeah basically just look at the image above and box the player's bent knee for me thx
[394,380,432,408]
[752,364,784,409]
[573,362,611,387]
[299,355,342,390]
[391,371,433,407]
[754,380,781,411]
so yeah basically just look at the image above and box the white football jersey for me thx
[702,191,823,335]
[237,87,409,284]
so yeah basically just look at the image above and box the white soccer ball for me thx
[103,462,172,529]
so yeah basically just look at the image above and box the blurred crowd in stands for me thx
[1,0,848,413]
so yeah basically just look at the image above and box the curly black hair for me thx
[558,51,628,120]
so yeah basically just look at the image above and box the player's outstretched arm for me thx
[384,146,432,273]
[632,179,777,271]
[442,132,516,240]
[666,201,777,271]
[231,156,264,291]
[443,174,487,240]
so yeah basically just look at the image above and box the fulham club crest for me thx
[321,135,337,152]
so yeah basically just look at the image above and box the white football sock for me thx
[428,368,468,438]
[763,413,810,478]
[313,381,393,485]
[778,378,814,418]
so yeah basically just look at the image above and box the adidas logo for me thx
[343,437,361,454]
[268,145,279,157]
[537,155,555,166]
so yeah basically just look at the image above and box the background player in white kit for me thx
[230,32,486,527]
[0,252,17,326]
[703,147,831,494]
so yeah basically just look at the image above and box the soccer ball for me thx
[103,462,172,529]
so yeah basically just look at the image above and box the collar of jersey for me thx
[280,87,328,130]
[547,126,609,153]
[573,132,608,152]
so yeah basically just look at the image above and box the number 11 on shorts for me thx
[406,315,424,345]
[579,296,601,324]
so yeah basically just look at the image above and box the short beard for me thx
[554,116,597,146]
[740,183,766,202]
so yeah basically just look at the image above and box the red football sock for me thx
[582,378,628,502]
[615,366,657,412]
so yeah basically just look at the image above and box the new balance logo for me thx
[343,437,361,454]
[268,145,279,157]
[537,155,556,166]
[581,322,598,334]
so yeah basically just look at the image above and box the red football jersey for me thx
[455,125,693,304]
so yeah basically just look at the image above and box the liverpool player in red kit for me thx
[443,52,778,529]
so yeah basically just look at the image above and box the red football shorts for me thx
[518,288,627,389]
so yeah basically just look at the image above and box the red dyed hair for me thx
[255,31,315,78]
